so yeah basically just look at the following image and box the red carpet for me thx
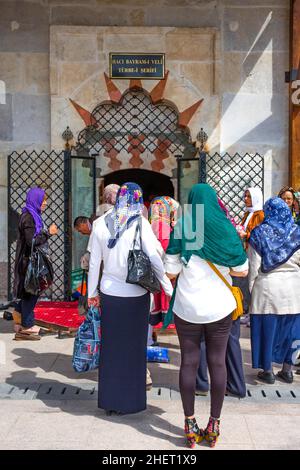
[34,301,84,330]
[34,301,176,332]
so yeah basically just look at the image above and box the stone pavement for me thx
[0,311,300,450]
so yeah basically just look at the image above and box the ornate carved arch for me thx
[70,72,203,176]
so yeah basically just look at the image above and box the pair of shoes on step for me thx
[14,324,42,341]
[257,369,294,384]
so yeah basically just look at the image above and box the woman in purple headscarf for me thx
[12,187,58,340]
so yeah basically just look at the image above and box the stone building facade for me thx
[0,0,290,297]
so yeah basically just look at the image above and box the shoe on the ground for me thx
[3,311,13,321]
[14,332,41,341]
[257,370,275,384]
[201,416,220,448]
[195,389,209,396]
[295,369,300,375]
[184,417,204,448]
[276,370,293,384]
[240,314,250,325]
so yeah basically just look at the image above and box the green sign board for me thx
[109,53,165,79]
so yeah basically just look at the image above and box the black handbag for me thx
[24,239,54,295]
[126,221,161,294]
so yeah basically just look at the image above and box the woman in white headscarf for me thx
[237,187,264,249]
[235,187,264,326]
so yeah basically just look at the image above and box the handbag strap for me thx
[206,261,232,292]
[132,218,143,250]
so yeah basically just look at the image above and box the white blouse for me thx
[88,216,173,299]
[248,245,300,315]
[164,253,248,324]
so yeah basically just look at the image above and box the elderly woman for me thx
[164,184,248,448]
[249,197,300,384]
[13,187,57,340]
[238,187,264,245]
[88,183,173,415]
[96,183,120,217]
[278,186,300,225]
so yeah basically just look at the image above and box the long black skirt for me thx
[98,292,150,414]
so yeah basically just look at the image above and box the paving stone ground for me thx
[0,310,300,450]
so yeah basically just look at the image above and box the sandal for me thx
[15,329,41,341]
[14,331,41,341]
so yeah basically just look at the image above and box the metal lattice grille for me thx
[206,152,264,221]
[76,89,196,163]
[8,150,68,300]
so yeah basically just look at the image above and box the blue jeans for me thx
[15,293,39,328]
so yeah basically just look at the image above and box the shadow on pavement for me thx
[5,370,185,448]
[11,348,98,382]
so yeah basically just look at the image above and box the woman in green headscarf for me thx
[164,184,248,448]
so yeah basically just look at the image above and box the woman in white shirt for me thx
[88,182,173,415]
[164,183,248,448]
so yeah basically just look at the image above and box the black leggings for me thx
[175,313,232,418]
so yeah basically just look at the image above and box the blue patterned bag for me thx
[147,346,169,363]
[72,306,101,372]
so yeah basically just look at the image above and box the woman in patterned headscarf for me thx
[88,183,173,415]
[249,197,300,385]
[148,196,174,329]
[13,188,58,340]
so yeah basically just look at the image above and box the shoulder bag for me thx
[206,261,243,321]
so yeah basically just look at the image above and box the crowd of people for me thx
[12,181,300,448]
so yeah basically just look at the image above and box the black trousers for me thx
[175,313,232,418]
[15,293,39,328]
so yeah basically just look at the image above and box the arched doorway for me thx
[103,168,174,204]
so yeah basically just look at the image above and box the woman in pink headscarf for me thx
[148,197,173,329]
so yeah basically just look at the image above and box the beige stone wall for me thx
[0,0,290,298]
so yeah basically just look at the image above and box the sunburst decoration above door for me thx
[69,72,203,173]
